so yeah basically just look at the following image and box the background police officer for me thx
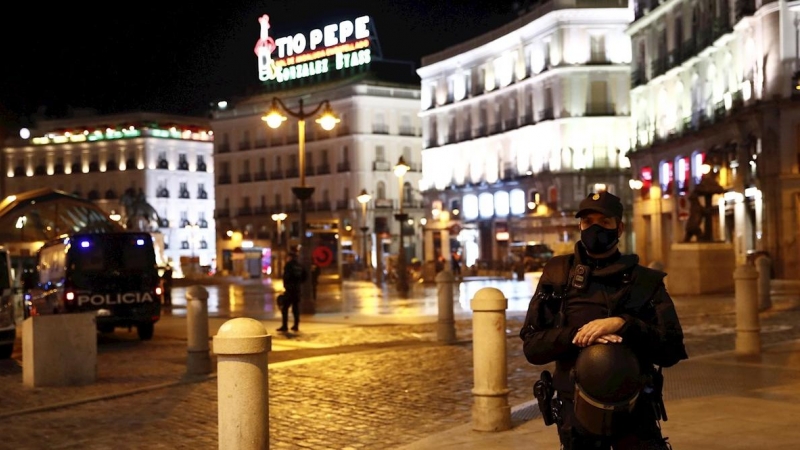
[520,191,688,449]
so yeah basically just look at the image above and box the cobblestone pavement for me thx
[1,295,799,449]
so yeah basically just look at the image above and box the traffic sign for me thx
[312,246,334,267]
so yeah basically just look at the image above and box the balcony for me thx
[238,142,252,151]
[373,160,391,171]
[336,125,351,137]
[216,208,230,218]
[238,173,252,183]
[305,165,315,177]
[650,56,667,79]
[287,135,299,145]
[197,190,208,199]
[178,190,190,199]
[238,206,253,216]
[398,126,417,136]
[585,103,616,117]
[474,125,487,138]
[520,112,535,126]
[254,206,268,216]
[254,139,267,148]
[316,200,331,211]
[336,200,349,210]
[270,169,284,180]
[457,130,472,141]
[218,175,231,185]
[489,122,502,135]
[254,171,268,181]
[631,69,646,89]
[316,163,331,175]
[445,132,456,144]
[503,118,517,130]
[374,198,394,209]
[539,108,555,121]
[270,136,283,146]
[337,161,351,172]
[372,123,390,134]
[217,143,230,154]
[285,167,299,178]
[424,137,438,148]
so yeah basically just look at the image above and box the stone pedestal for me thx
[23,313,97,387]
[667,242,735,295]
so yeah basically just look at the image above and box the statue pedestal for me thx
[666,242,735,295]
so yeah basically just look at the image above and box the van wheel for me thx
[137,323,154,340]
[0,343,12,359]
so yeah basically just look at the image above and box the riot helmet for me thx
[573,343,644,436]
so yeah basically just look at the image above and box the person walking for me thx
[520,191,687,449]
[278,250,307,332]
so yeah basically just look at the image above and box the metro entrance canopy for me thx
[0,188,123,244]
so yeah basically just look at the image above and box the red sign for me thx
[312,246,334,267]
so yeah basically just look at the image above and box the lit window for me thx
[510,189,526,215]
[463,194,479,220]
[494,191,510,217]
[479,193,494,219]
[660,161,674,197]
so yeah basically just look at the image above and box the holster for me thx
[533,370,557,426]
[644,366,668,422]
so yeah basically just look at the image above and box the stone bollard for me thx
[186,285,212,376]
[435,270,457,343]
[470,287,511,432]
[755,256,772,311]
[733,264,761,356]
[213,318,271,450]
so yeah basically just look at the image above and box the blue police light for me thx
[80,240,91,248]
[136,238,145,246]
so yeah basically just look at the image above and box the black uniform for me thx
[520,243,688,449]
[280,256,307,332]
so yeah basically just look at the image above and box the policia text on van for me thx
[25,232,163,340]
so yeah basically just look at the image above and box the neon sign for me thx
[255,14,372,83]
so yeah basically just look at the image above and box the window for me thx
[178,154,189,170]
[377,181,386,199]
[179,182,190,199]
[376,146,385,162]
[676,156,690,194]
[197,155,207,172]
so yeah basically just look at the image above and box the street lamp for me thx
[263,97,339,314]
[357,188,372,276]
[271,212,287,278]
[394,156,411,296]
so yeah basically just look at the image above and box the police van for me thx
[0,246,19,358]
[26,232,163,340]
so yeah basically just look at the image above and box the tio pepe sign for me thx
[254,14,372,83]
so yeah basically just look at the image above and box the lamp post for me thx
[263,97,339,314]
[357,189,372,278]
[185,222,199,278]
[394,156,411,296]
[271,212,287,278]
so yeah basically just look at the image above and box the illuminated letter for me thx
[336,52,345,70]
[355,16,370,39]
[339,20,354,43]
[324,24,338,47]
[310,28,323,49]
[275,37,290,58]
[291,33,306,56]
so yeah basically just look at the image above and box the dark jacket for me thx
[519,243,688,394]
[283,258,307,300]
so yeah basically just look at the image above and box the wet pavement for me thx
[0,276,798,449]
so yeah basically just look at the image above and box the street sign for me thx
[312,245,334,267]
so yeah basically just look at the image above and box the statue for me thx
[683,172,725,242]
[119,188,161,231]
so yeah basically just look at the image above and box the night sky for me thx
[0,1,524,126]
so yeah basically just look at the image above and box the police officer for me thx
[520,191,688,449]
[278,250,307,332]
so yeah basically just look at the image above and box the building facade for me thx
[211,73,423,280]
[417,0,634,275]
[627,0,800,279]
[0,112,216,277]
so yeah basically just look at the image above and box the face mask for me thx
[580,224,619,254]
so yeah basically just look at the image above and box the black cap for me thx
[575,191,623,219]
